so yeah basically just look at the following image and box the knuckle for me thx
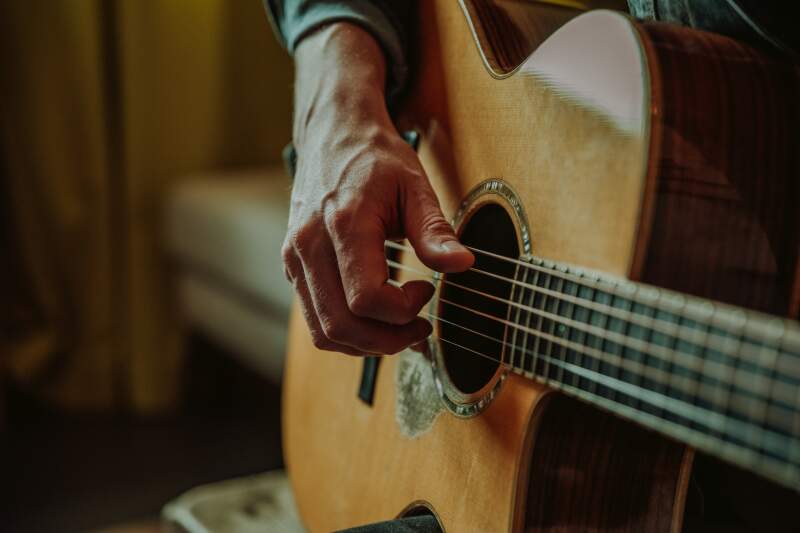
[420,212,453,236]
[280,243,293,264]
[281,242,295,266]
[320,318,348,345]
[310,332,334,351]
[281,243,302,281]
[347,289,376,317]
[324,205,358,237]
[290,219,322,255]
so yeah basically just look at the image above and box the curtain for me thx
[0,0,292,414]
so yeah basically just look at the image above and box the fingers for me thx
[284,230,432,355]
[402,174,474,273]
[283,245,366,356]
[325,206,434,325]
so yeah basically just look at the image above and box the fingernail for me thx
[440,240,467,253]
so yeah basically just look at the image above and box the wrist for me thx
[293,22,392,147]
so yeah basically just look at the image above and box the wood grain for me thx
[525,395,691,532]
[634,21,800,316]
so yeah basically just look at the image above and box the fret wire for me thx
[785,325,800,467]
[531,270,548,380]
[625,301,640,406]
[553,274,571,389]
[712,317,736,441]
[657,296,685,420]
[601,289,619,404]
[665,303,684,422]
[522,265,538,378]
[642,294,662,418]
[385,241,799,368]
[722,316,745,448]
[564,280,582,392]
[542,272,560,383]
[569,283,589,394]
[607,290,628,408]
[752,331,776,457]
[572,285,595,392]
[586,285,605,398]
[389,259,799,393]
[507,262,524,372]
[516,268,532,378]
[692,315,714,435]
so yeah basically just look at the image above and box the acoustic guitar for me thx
[283,1,800,531]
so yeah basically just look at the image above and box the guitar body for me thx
[284,2,799,531]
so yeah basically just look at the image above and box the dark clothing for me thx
[265,0,798,101]
[335,515,442,533]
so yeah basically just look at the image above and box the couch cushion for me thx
[162,470,304,533]
[178,273,287,380]
[165,169,294,314]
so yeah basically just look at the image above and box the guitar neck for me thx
[505,255,800,488]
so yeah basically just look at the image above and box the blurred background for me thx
[0,1,295,530]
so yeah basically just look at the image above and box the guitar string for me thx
[384,241,797,369]
[420,328,796,458]
[386,259,795,387]
[384,241,800,358]
[430,334,798,481]
[423,301,800,429]
[384,273,795,439]
[387,261,798,399]
[417,283,796,421]
[383,245,800,443]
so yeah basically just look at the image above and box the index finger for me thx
[327,210,434,325]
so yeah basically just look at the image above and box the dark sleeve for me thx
[264,0,416,100]
[627,0,797,58]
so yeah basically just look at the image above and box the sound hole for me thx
[440,203,519,394]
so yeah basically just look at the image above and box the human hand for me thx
[282,23,474,355]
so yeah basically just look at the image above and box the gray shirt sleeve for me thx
[264,1,415,101]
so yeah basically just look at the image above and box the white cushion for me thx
[162,470,305,533]
[165,168,294,314]
[178,273,287,381]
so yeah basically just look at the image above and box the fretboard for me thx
[505,255,800,491]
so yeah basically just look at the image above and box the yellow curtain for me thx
[0,0,292,413]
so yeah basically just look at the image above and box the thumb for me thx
[403,175,474,273]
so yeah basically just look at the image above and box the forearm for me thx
[293,23,393,151]
[265,1,416,101]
